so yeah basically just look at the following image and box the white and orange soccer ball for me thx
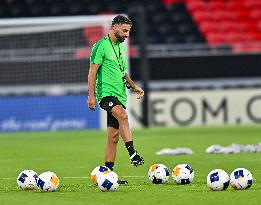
[90,166,111,185]
[17,170,38,190]
[148,164,169,184]
[96,171,119,192]
[230,168,253,190]
[37,171,59,192]
[172,164,194,185]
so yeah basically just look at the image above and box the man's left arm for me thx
[124,73,144,99]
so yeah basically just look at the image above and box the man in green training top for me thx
[87,15,144,184]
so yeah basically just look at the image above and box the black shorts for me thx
[99,96,126,129]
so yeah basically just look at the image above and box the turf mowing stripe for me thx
[0,157,66,162]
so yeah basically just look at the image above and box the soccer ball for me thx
[148,164,169,184]
[96,171,119,192]
[230,168,253,190]
[207,169,230,191]
[17,170,38,190]
[172,164,194,185]
[90,166,111,185]
[37,171,59,192]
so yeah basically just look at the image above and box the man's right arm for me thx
[87,64,100,110]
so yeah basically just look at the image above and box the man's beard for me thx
[115,32,125,43]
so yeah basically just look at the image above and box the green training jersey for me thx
[90,36,128,106]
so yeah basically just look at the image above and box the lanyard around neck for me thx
[108,35,124,72]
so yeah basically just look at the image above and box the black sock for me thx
[125,141,135,156]
[105,162,114,171]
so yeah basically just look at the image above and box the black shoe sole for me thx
[117,180,128,185]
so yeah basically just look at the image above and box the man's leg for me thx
[111,105,132,142]
[105,125,128,185]
[111,105,144,166]
[105,126,119,171]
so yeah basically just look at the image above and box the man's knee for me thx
[108,130,119,144]
[113,136,119,143]
[112,132,119,143]
[119,112,128,122]
[117,110,128,122]
[112,106,128,122]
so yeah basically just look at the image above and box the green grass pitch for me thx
[0,126,261,205]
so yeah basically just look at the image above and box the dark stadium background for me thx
[0,0,260,84]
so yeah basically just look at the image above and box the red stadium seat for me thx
[249,9,261,20]
[233,9,250,21]
[207,1,225,11]
[258,20,261,31]
[183,0,261,51]
[186,1,206,12]
[192,11,214,24]
[226,32,248,43]
[243,0,261,9]
[206,33,227,46]
[239,21,258,32]
[199,21,219,35]
[219,21,240,32]
[245,32,261,41]
[226,0,245,10]
[84,26,103,45]
[212,10,235,21]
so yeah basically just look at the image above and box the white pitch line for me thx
[62,176,146,179]
[63,176,146,179]
[0,177,15,180]
[121,176,146,178]
[63,177,88,179]
[0,176,147,180]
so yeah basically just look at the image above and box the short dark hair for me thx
[111,15,132,26]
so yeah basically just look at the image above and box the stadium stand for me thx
[184,0,261,52]
[0,0,204,45]
[0,0,260,52]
